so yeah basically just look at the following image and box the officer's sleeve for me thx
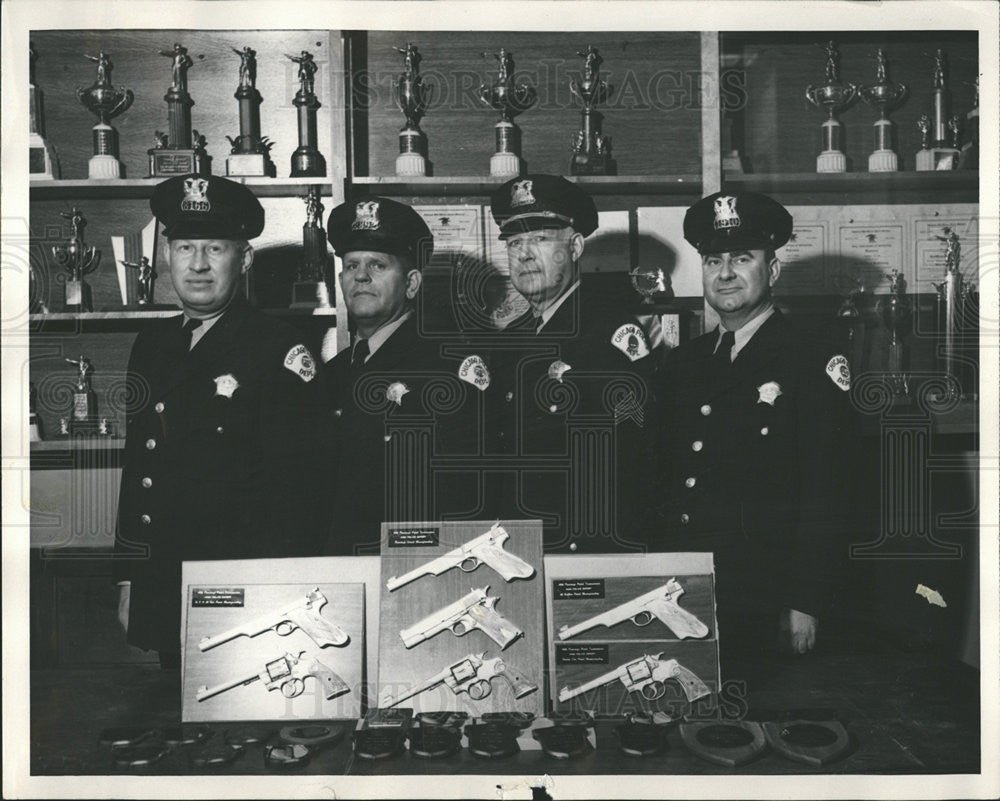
[112,330,148,584]
[255,334,334,556]
[781,345,856,617]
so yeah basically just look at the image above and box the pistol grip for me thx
[479,544,535,581]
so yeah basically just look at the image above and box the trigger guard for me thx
[632,611,654,627]
[275,621,294,636]
[641,681,665,701]
[282,678,305,699]
[459,557,480,572]
[468,680,491,701]
[451,621,469,636]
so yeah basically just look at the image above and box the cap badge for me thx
[386,381,410,406]
[510,179,535,208]
[283,344,316,383]
[757,381,782,405]
[181,177,211,212]
[547,360,572,383]
[825,355,851,391]
[611,323,650,362]
[712,195,740,231]
[213,373,239,398]
[352,200,381,231]
[458,355,491,391]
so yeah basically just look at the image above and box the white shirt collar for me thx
[535,281,581,332]
[714,304,775,361]
[355,309,413,361]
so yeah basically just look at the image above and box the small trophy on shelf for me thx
[292,188,332,309]
[930,229,973,400]
[29,43,60,180]
[77,50,134,179]
[958,76,978,170]
[118,258,156,306]
[805,40,857,173]
[287,51,327,177]
[834,271,867,375]
[479,48,537,178]
[876,269,912,396]
[29,382,44,442]
[394,43,432,177]
[51,207,101,313]
[859,49,907,172]
[226,46,275,177]
[148,43,211,177]
[569,45,616,175]
[64,355,99,435]
[915,49,960,171]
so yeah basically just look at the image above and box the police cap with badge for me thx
[150,174,265,240]
[327,197,434,265]
[490,174,599,238]
[683,191,793,254]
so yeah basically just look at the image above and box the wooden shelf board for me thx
[724,171,978,195]
[31,439,125,453]
[30,177,333,200]
[351,175,703,196]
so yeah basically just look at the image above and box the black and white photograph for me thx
[2,0,997,798]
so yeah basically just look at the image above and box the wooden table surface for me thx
[30,645,980,777]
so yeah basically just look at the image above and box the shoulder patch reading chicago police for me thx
[611,324,650,362]
[458,355,491,391]
[284,344,316,382]
[825,355,851,391]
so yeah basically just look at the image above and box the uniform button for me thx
[700,404,712,416]
[548,404,557,413]
[216,426,224,434]
[154,402,165,414]
[384,434,392,442]
[141,477,152,488]
[691,440,703,452]
[569,542,578,552]
[685,477,697,488]
[334,409,343,418]
[140,514,151,525]
[680,513,690,525]
[145,438,156,450]
[760,426,769,436]
[499,431,505,438]
[505,391,514,402]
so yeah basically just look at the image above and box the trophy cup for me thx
[287,51,327,177]
[394,43,432,177]
[147,43,211,177]
[915,50,960,171]
[226,46,276,178]
[478,48,537,178]
[859,49,907,172]
[835,272,867,375]
[292,188,332,309]
[29,382,44,442]
[805,41,857,173]
[51,207,101,312]
[64,356,99,435]
[569,45,616,175]
[29,43,60,180]
[876,269,912,396]
[930,230,972,399]
[76,50,134,179]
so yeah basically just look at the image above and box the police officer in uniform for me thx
[656,191,854,656]
[323,197,486,554]
[114,174,329,666]
[488,175,655,553]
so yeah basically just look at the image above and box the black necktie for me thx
[715,329,735,366]
[351,338,370,368]
[182,318,203,351]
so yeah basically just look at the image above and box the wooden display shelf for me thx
[30,308,335,324]
[29,177,333,200]
[351,175,703,197]
[31,438,125,453]
[723,171,978,202]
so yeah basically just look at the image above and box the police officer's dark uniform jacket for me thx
[323,198,485,555]
[655,191,854,621]
[113,176,329,654]
[487,176,656,553]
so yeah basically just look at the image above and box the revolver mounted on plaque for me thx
[386,523,535,591]
[399,587,523,650]
[382,652,537,708]
[558,578,709,641]
[196,650,349,702]
[199,587,349,652]
[558,653,711,704]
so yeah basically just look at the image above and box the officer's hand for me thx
[117,583,130,634]
[779,607,817,654]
